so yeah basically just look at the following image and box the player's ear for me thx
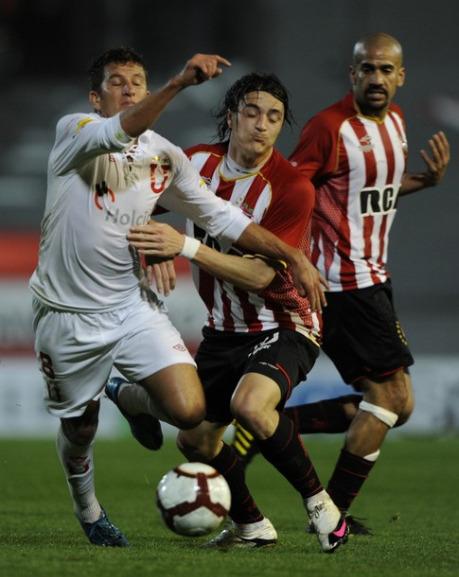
[349,64,357,86]
[226,110,232,130]
[397,67,406,87]
[89,90,101,111]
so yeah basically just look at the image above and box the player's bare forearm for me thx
[192,244,276,292]
[120,54,231,137]
[128,222,275,292]
[399,131,450,196]
[236,222,328,311]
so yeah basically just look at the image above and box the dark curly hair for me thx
[88,47,148,92]
[215,72,293,142]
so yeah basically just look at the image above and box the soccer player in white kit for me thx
[29,48,326,547]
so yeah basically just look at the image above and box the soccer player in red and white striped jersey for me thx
[232,33,450,536]
[134,73,348,552]
[281,33,449,529]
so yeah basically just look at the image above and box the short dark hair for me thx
[215,73,293,141]
[88,47,148,92]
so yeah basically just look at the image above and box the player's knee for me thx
[171,402,206,430]
[230,402,265,437]
[373,371,409,416]
[176,431,215,461]
[394,392,415,427]
[61,420,97,446]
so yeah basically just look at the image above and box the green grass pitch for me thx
[1,436,458,577]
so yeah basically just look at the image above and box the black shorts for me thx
[195,327,319,424]
[322,279,414,385]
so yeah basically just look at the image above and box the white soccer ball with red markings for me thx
[156,462,231,536]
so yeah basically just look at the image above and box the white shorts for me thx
[32,295,196,418]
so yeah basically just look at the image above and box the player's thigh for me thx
[240,329,319,408]
[231,373,282,416]
[33,301,114,418]
[114,300,196,384]
[141,363,205,421]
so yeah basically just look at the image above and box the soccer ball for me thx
[156,462,231,536]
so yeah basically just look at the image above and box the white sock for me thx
[56,426,101,523]
[118,383,159,418]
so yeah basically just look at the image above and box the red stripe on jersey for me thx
[219,280,235,331]
[233,286,263,332]
[376,123,395,269]
[377,123,395,183]
[349,118,380,285]
[335,138,358,289]
[377,214,388,269]
[216,179,236,201]
[200,154,222,181]
[388,111,405,147]
[198,269,215,329]
[241,175,268,215]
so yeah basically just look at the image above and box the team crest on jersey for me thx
[358,134,374,153]
[150,155,171,194]
[240,201,254,217]
[94,180,116,210]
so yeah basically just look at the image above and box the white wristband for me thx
[179,236,201,259]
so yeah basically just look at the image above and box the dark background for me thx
[0,0,457,354]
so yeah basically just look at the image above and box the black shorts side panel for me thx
[196,328,319,423]
[322,280,414,384]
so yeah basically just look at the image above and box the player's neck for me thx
[226,149,272,174]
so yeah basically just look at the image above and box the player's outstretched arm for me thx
[128,222,276,292]
[128,221,328,311]
[400,131,450,196]
[120,53,231,137]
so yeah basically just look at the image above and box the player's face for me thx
[227,91,284,167]
[350,43,405,118]
[89,61,149,117]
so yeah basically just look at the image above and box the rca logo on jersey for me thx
[150,155,171,194]
[94,180,115,210]
[360,185,399,215]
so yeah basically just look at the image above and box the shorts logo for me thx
[248,333,279,357]
[173,343,187,351]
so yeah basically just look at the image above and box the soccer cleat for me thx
[307,514,372,536]
[79,509,129,547]
[307,499,349,553]
[203,518,278,549]
[105,376,163,451]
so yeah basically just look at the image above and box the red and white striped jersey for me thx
[290,92,407,292]
[185,143,321,342]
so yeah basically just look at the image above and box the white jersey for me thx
[30,112,250,312]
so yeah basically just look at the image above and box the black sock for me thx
[327,448,376,512]
[258,412,322,499]
[208,442,263,524]
[286,395,362,434]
